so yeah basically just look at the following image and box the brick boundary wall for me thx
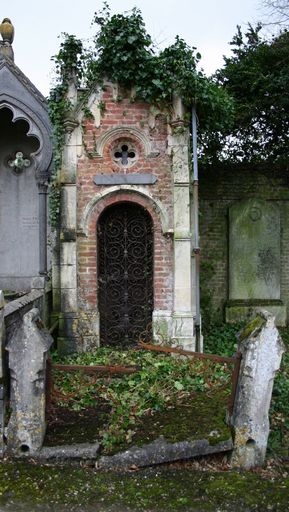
[199,165,289,324]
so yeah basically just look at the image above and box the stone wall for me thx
[199,164,289,324]
[4,287,52,341]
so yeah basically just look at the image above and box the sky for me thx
[3,0,263,96]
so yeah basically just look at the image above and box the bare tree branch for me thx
[261,0,289,26]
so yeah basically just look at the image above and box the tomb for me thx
[55,83,199,352]
[0,24,53,292]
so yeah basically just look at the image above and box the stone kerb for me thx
[229,309,285,469]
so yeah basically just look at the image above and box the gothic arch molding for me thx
[92,126,159,159]
[0,97,53,177]
[79,186,173,236]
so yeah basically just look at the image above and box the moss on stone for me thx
[238,315,265,342]
[0,460,288,511]
[123,391,232,449]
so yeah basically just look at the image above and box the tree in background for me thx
[261,0,289,28]
[49,4,289,168]
[203,24,289,165]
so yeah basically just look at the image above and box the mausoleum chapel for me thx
[1,19,289,355]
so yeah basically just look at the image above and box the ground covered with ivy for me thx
[0,324,288,511]
[46,346,233,452]
[43,323,289,458]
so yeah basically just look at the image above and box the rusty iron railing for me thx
[45,357,140,411]
[46,343,242,417]
[138,341,242,416]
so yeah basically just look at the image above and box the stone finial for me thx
[0,18,14,61]
[0,18,14,43]
[6,308,53,455]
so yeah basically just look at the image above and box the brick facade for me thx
[57,84,197,352]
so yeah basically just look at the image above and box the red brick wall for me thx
[77,86,174,313]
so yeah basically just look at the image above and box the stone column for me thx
[0,291,6,457]
[168,96,195,350]
[229,310,285,469]
[37,182,48,275]
[6,308,53,455]
[58,114,81,354]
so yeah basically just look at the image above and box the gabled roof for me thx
[0,52,46,106]
[0,51,53,179]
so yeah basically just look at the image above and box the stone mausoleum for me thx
[54,82,198,353]
[0,20,52,292]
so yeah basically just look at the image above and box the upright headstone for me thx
[6,308,53,455]
[226,199,286,325]
[230,199,280,300]
[229,310,285,469]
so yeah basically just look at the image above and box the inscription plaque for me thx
[93,174,157,186]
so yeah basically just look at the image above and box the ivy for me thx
[48,3,233,157]
[48,35,85,227]
[47,4,237,221]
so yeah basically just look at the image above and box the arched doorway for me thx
[97,202,153,346]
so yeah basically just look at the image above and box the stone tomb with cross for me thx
[0,29,52,292]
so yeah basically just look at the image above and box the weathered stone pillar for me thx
[37,182,48,275]
[57,97,81,354]
[229,310,285,469]
[0,291,6,457]
[6,308,53,455]
[169,96,195,350]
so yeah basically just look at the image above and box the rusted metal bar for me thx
[228,351,242,416]
[49,319,59,334]
[138,341,236,364]
[45,356,53,413]
[51,363,141,375]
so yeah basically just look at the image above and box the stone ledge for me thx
[225,302,286,326]
[28,442,100,461]
[3,289,44,318]
[97,437,233,470]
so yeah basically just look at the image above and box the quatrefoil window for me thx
[113,144,137,167]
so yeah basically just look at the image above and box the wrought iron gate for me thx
[97,202,153,346]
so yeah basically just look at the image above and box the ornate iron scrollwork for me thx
[98,202,153,346]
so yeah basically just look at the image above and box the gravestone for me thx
[6,308,53,455]
[0,162,39,288]
[229,310,285,469]
[229,199,280,300]
[226,199,286,325]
